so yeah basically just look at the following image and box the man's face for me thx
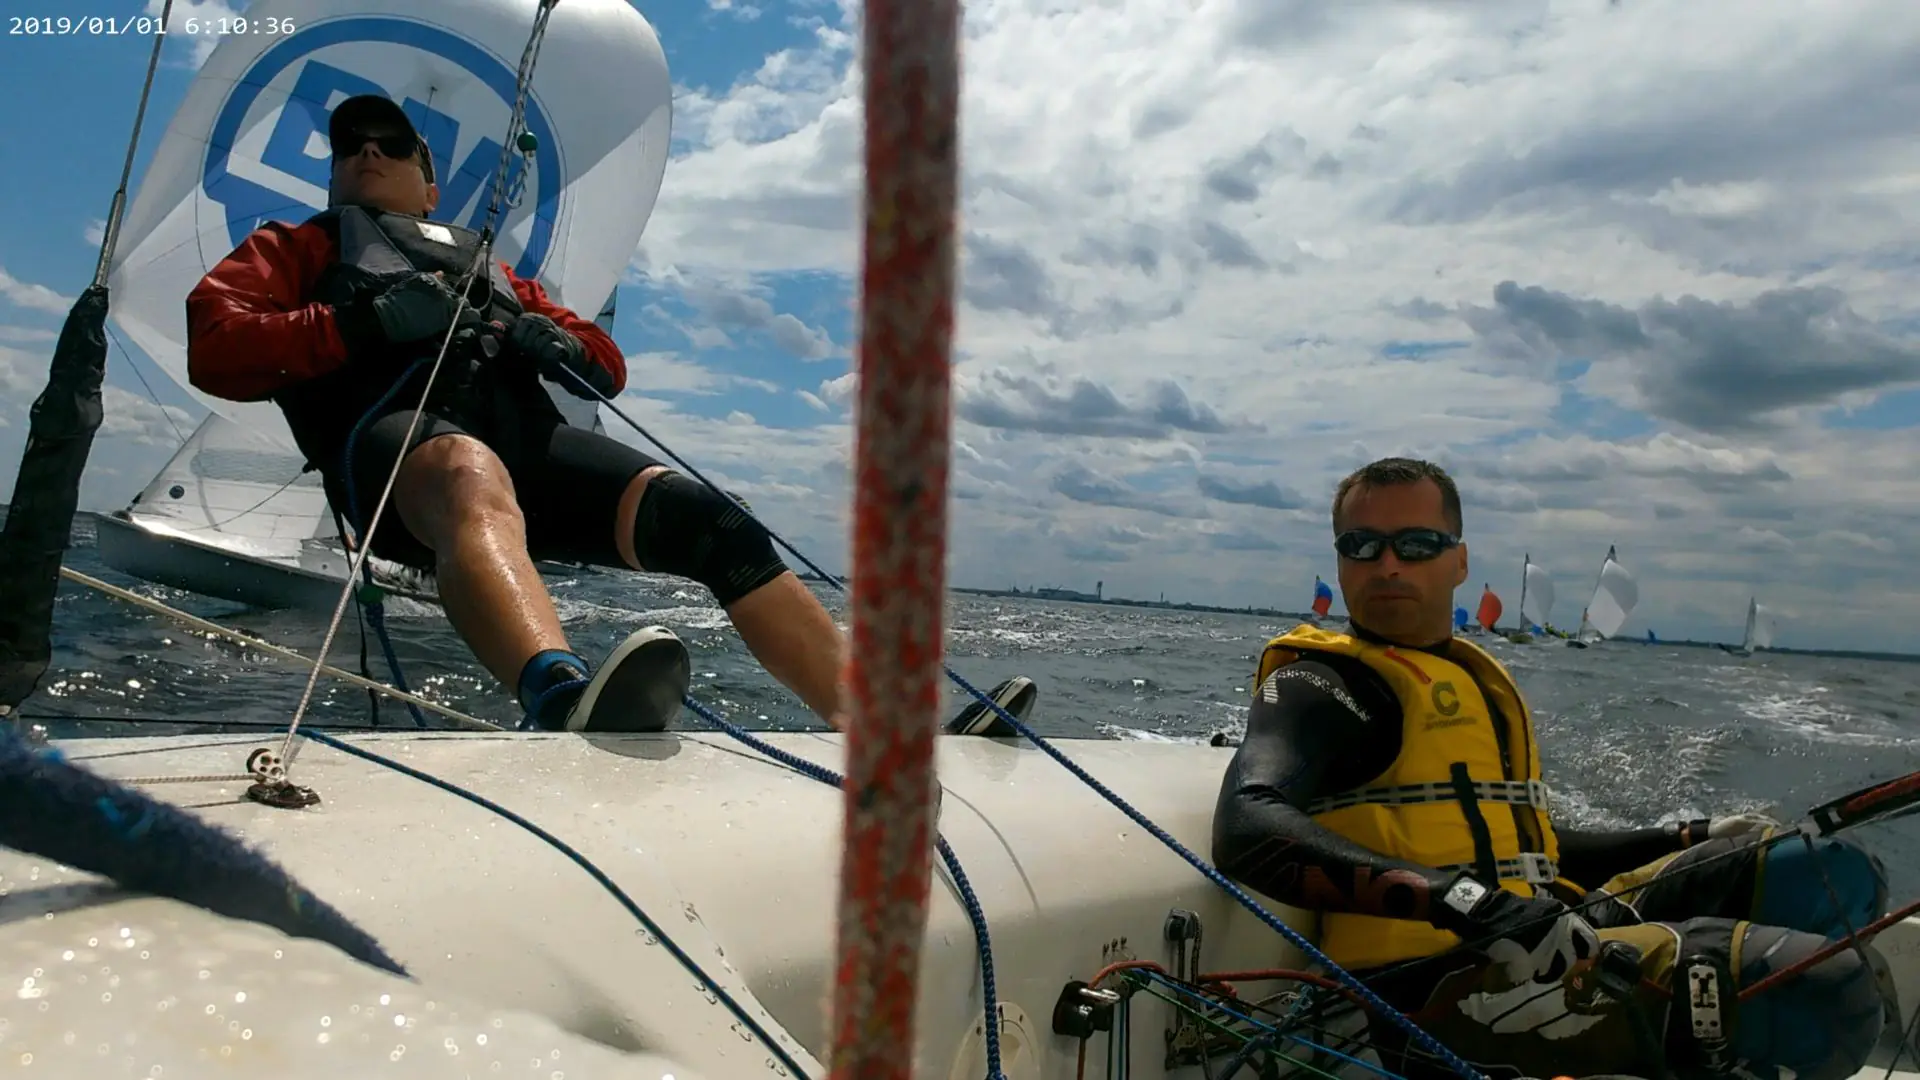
[329,128,438,216]
[1333,478,1468,646]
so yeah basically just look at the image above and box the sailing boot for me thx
[942,676,1039,736]
[519,627,691,733]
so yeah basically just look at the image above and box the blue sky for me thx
[4,0,1920,652]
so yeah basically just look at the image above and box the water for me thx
[26,518,1920,891]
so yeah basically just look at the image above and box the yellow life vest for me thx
[1251,624,1577,970]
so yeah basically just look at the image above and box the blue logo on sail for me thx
[201,16,561,279]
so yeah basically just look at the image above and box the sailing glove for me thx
[506,313,612,400]
[333,272,464,356]
[1429,872,1603,984]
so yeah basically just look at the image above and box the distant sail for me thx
[1454,606,1470,631]
[1576,545,1638,641]
[1476,585,1502,631]
[102,0,673,451]
[1520,556,1555,630]
[1312,576,1333,617]
[1742,596,1775,652]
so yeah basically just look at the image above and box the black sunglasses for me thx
[335,130,422,165]
[1334,527,1459,562]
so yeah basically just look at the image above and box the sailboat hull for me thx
[94,509,438,609]
[1,730,1915,1079]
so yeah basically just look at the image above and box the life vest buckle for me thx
[1516,852,1557,885]
[1525,778,1553,811]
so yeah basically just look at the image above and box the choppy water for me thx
[26,517,1920,891]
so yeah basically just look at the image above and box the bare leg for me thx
[392,434,570,688]
[616,467,848,728]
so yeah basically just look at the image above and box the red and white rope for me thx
[829,0,961,1078]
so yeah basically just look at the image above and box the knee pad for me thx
[631,471,789,606]
[1724,921,1884,1080]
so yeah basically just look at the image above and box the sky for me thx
[2,0,1920,653]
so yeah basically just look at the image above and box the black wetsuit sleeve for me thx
[1555,825,1684,890]
[1211,659,1456,924]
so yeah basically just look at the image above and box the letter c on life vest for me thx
[1431,681,1461,717]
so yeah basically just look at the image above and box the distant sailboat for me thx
[1454,606,1471,633]
[1311,575,1333,619]
[1719,596,1774,656]
[1476,584,1502,633]
[1508,553,1554,642]
[1566,545,1638,649]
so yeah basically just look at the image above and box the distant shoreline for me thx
[794,572,1920,665]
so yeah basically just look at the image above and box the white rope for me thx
[60,568,499,732]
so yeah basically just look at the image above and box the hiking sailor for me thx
[183,94,955,733]
[1212,456,1890,1079]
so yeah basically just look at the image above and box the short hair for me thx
[1331,457,1463,535]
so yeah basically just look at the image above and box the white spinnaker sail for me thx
[1581,546,1638,641]
[1520,559,1554,629]
[126,412,335,559]
[104,0,671,452]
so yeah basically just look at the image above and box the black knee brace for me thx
[630,471,790,606]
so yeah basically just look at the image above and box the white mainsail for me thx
[1742,596,1775,652]
[1575,544,1638,642]
[124,412,334,562]
[1520,555,1555,630]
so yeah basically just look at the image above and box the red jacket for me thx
[186,219,625,403]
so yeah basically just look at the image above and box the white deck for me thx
[0,730,1913,1079]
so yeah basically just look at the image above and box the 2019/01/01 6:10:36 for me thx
[7,15,298,37]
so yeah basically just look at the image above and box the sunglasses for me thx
[334,130,422,164]
[1334,527,1459,562]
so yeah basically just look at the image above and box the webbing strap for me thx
[1305,778,1551,816]
[1436,852,1560,886]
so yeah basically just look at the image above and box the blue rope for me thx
[294,727,815,1080]
[554,366,1483,1080]
[679,694,1005,1080]
[0,729,404,975]
[340,358,436,730]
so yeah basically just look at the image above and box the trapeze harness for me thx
[1253,625,1580,970]
[274,205,532,477]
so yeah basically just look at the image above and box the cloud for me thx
[659,277,840,361]
[1196,472,1308,512]
[0,266,72,315]
[1464,280,1920,434]
[958,366,1238,439]
[608,0,1920,649]
[145,0,244,68]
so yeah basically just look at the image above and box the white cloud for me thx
[0,265,72,315]
[616,0,1920,651]
[145,0,245,68]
